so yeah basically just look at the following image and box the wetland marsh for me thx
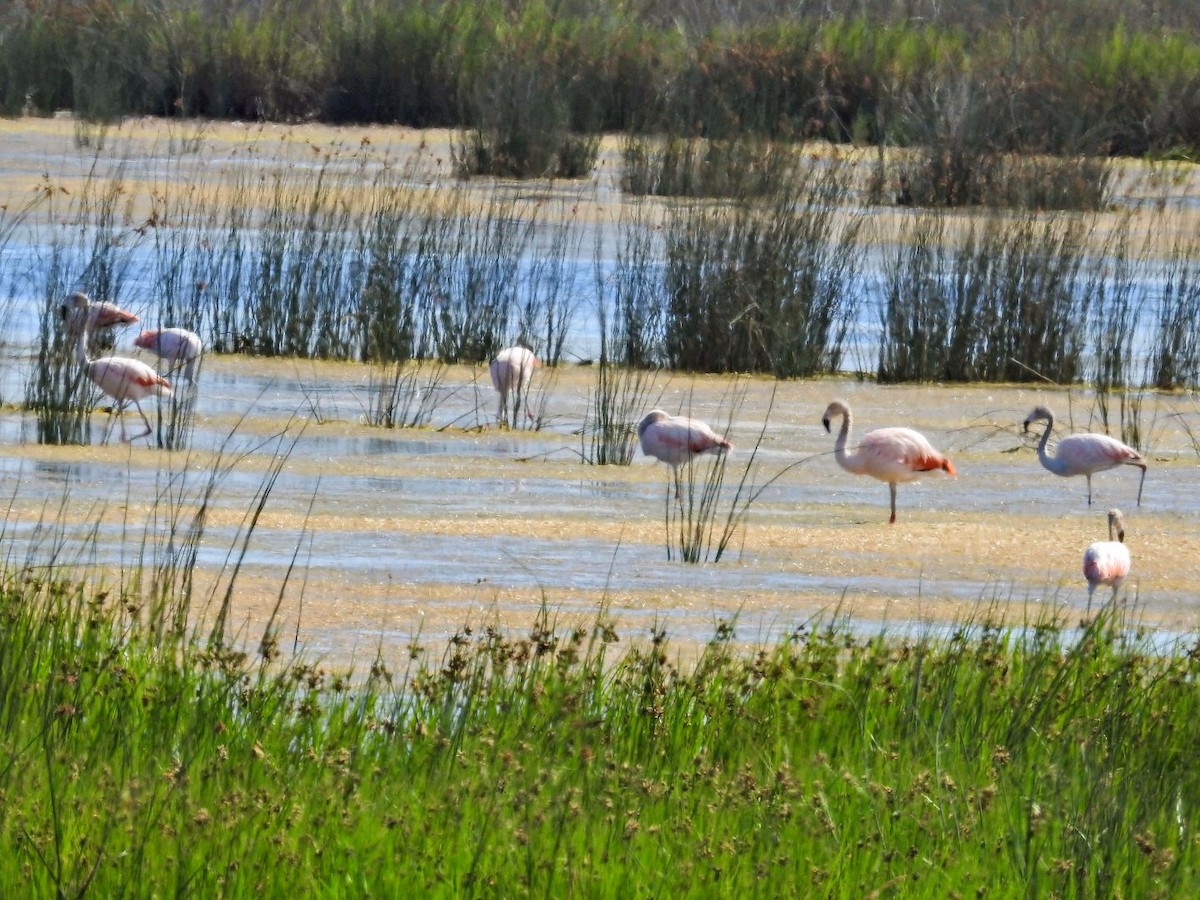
[0,117,1198,666]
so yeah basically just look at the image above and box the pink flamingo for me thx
[1083,507,1131,611]
[489,346,541,426]
[822,399,956,524]
[134,327,203,384]
[60,291,139,332]
[1023,406,1146,506]
[637,409,733,467]
[68,293,172,442]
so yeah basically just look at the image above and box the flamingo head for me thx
[821,399,849,433]
[60,291,90,320]
[1108,508,1125,543]
[1022,405,1054,433]
[637,409,670,438]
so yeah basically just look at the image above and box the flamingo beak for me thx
[822,417,831,433]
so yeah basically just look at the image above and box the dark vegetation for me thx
[2,0,1198,164]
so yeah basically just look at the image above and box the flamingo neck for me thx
[74,317,92,368]
[832,410,855,469]
[1033,414,1063,473]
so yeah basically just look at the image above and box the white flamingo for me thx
[822,399,956,524]
[489,346,541,426]
[68,293,172,442]
[133,327,203,384]
[1023,406,1146,506]
[1083,507,1131,611]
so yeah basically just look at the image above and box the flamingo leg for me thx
[888,482,897,525]
[124,400,154,442]
[1086,474,1093,505]
[1136,466,1145,506]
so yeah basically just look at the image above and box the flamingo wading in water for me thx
[1083,507,1131,611]
[821,399,956,524]
[489,346,541,427]
[68,293,172,442]
[1023,406,1146,506]
[637,409,734,469]
[60,291,139,351]
[134,327,203,384]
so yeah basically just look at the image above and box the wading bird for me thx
[60,291,139,342]
[489,346,541,427]
[637,409,733,468]
[1083,507,1131,611]
[68,292,172,442]
[133,327,203,384]
[821,399,956,524]
[1022,406,1146,506]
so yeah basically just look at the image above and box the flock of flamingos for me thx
[65,291,1145,609]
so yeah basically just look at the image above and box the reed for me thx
[878,210,1092,384]
[582,217,665,465]
[1150,232,1200,391]
[661,155,864,376]
[1087,223,1148,449]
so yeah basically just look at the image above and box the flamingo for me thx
[60,291,139,337]
[68,293,172,442]
[637,409,733,468]
[1022,406,1146,506]
[821,399,956,524]
[489,346,541,426]
[1083,507,1131,610]
[133,327,203,384]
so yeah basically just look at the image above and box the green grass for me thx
[2,556,1197,895]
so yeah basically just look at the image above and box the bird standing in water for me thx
[1023,405,1146,506]
[134,327,203,384]
[489,346,541,427]
[637,409,733,468]
[821,399,955,524]
[68,292,172,442]
[1083,507,1131,611]
[60,291,139,351]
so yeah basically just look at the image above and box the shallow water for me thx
[2,356,1199,667]
[2,119,1199,665]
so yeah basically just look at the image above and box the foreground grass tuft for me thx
[1,577,1196,895]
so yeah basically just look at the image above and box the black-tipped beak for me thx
[1117,527,1125,543]
[822,417,831,433]
[1021,420,1030,434]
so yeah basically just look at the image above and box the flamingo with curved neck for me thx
[1022,406,1146,506]
[821,399,955,524]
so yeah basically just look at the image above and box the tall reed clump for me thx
[582,210,664,465]
[884,73,1114,211]
[1150,231,1200,391]
[620,136,796,199]
[1086,223,1148,449]
[661,155,865,377]
[452,10,599,179]
[878,210,1091,383]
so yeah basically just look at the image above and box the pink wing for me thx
[1058,434,1143,473]
[89,358,172,401]
[858,427,955,483]
[641,417,732,466]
